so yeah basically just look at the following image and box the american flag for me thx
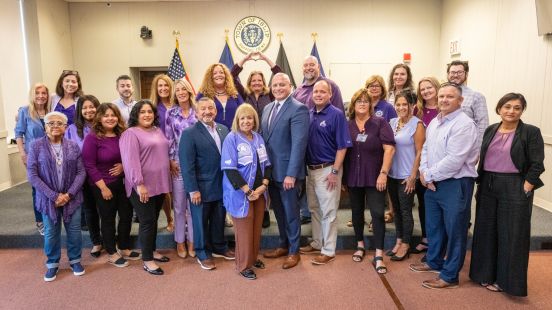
[167,40,195,93]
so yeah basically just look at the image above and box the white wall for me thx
[440,0,552,210]
[68,0,441,102]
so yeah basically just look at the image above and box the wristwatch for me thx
[331,168,338,175]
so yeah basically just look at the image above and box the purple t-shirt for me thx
[483,131,519,173]
[374,100,397,122]
[413,106,439,127]
[344,116,395,187]
[82,132,123,186]
[306,104,352,165]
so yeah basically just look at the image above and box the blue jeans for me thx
[42,206,82,268]
[31,187,43,223]
[425,177,474,283]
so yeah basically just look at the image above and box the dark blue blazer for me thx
[179,122,229,202]
[261,96,309,183]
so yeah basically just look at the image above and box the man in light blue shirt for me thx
[410,82,479,290]
[112,75,137,124]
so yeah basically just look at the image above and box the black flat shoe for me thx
[239,268,256,280]
[90,245,103,258]
[143,264,164,275]
[253,259,265,269]
[410,242,429,254]
[385,249,396,257]
[390,251,410,261]
[153,255,170,263]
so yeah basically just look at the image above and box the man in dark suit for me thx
[261,73,309,269]
[179,97,234,270]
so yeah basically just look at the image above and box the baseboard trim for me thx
[534,196,552,213]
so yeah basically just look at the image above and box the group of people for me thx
[15,53,544,296]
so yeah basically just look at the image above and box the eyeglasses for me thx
[46,121,66,127]
[62,70,79,75]
[367,84,381,89]
[448,70,465,76]
[355,100,370,105]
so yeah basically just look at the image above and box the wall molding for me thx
[535,196,552,213]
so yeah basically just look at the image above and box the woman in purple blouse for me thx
[165,78,197,259]
[411,77,440,255]
[470,93,545,296]
[150,74,175,232]
[83,103,139,268]
[196,63,244,130]
[27,111,86,282]
[120,100,171,275]
[344,88,395,274]
[65,95,103,258]
[51,70,83,126]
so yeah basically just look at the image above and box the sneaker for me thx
[36,222,45,236]
[239,268,257,280]
[212,249,235,260]
[70,262,86,276]
[197,258,216,270]
[44,267,58,282]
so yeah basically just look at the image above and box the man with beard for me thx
[112,75,137,124]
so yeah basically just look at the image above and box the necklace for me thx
[215,90,227,96]
[395,117,410,134]
[50,142,63,166]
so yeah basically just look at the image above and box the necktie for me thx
[269,102,280,130]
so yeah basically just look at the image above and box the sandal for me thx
[352,247,365,262]
[481,283,503,292]
[384,211,394,223]
[372,256,387,274]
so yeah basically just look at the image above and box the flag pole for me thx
[224,28,234,63]
[311,32,318,42]
[172,30,181,48]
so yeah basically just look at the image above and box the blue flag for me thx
[219,41,235,69]
[310,42,326,77]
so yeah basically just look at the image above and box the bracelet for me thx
[246,189,253,196]
[380,171,388,175]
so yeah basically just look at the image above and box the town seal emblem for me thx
[234,16,271,54]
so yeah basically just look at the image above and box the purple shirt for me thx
[413,106,439,127]
[374,100,397,122]
[82,132,123,186]
[51,94,78,126]
[306,104,352,165]
[119,127,171,197]
[389,116,421,179]
[293,76,344,112]
[165,106,197,161]
[420,109,479,183]
[64,123,91,150]
[196,92,244,129]
[344,116,395,187]
[483,131,519,173]
[156,102,172,135]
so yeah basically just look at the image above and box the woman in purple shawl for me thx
[27,111,86,282]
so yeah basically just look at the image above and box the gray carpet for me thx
[2,182,551,250]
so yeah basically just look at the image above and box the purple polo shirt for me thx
[306,104,352,165]
[374,100,397,122]
[293,76,344,112]
[344,116,395,187]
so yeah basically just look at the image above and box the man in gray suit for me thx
[261,73,309,269]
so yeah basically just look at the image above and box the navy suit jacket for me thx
[179,122,229,202]
[261,96,309,183]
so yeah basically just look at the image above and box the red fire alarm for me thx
[403,53,411,63]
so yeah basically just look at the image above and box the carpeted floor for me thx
[0,249,550,309]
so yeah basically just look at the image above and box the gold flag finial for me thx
[172,30,181,48]
[225,29,229,41]
[277,32,283,42]
[311,32,318,42]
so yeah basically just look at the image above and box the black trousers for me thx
[415,180,427,239]
[349,187,386,250]
[91,179,132,254]
[129,190,165,261]
[83,183,102,245]
[388,177,415,244]
[469,172,533,297]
